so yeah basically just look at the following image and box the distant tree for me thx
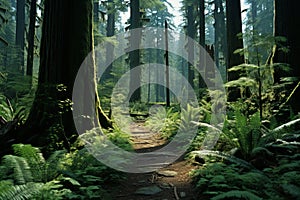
[26,0,37,78]
[185,0,197,90]
[128,0,141,102]
[197,0,206,91]
[214,0,227,70]
[103,0,116,82]
[145,0,173,102]
[15,0,25,73]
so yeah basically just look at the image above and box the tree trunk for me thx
[104,0,115,81]
[23,0,111,149]
[198,0,206,91]
[214,0,227,82]
[26,0,37,78]
[186,1,196,92]
[93,0,99,22]
[165,20,170,107]
[226,0,244,99]
[273,0,300,114]
[15,0,25,73]
[129,0,141,102]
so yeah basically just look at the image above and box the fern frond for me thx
[191,150,259,171]
[44,150,66,182]
[272,118,300,133]
[2,155,33,184]
[12,144,46,182]
[0,181,42,200]
[281,184,300,199]
[211,190,263,200]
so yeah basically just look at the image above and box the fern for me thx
[44,150,66,181]
[281,184,300,199]
[12,144,45,181]
[211,190,263,200]
[11,144,65,182]
[2,155,33,184]
[191,150,258,171]
[0,181,42,200]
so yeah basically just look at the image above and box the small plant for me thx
[0,141,128,199]
[145,106,180,139]
[0,144,72,200]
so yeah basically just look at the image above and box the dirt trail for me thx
[109,122,198,200]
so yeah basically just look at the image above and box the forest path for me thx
[109,122,198,200]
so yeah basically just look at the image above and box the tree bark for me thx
[273,0,300,114]
[129,0,141,102]
[198,0,206,91]
[104,0,115,81]
[226,0,244,100]
[186,1,196,92]
[26,0,37,78]
[15,0,25,73]
[23,0,111,149]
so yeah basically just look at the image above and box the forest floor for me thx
[108,122,198,200]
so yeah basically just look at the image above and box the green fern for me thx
[0,181,42,200]
[211,190,263,200]
[2,155,33,184]
[191,150,258,171]
[11,144,65,182]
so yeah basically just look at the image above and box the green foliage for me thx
[192,114,300,200]
[129,102,149,115]
[225,56,296,120]
[191,162,270,198]
[224,110,262,160]
[211,190,263,200]
[0,141,128,199]
[145,106,180,139]
[192,161,282,199]
[0,144,72,200]
[103,125,133,151]
[2,155,33,184]
[0,181,43,200]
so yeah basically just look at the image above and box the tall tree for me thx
[23,0,111,149]
[273,0,300,114]
[15,0,25,72]
[26,0,37,77]
[129,0,141,102]
[214,0,227,70]
[104,0,116,81]
[226,0,244,99]
[226,0,244,75]
[198,0,206,91]
[186,0,196,90]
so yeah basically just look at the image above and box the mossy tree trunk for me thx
[23,0,111,149]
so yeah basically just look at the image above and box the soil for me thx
[108,122,198,200]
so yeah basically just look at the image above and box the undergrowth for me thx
[0,125,133,200]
